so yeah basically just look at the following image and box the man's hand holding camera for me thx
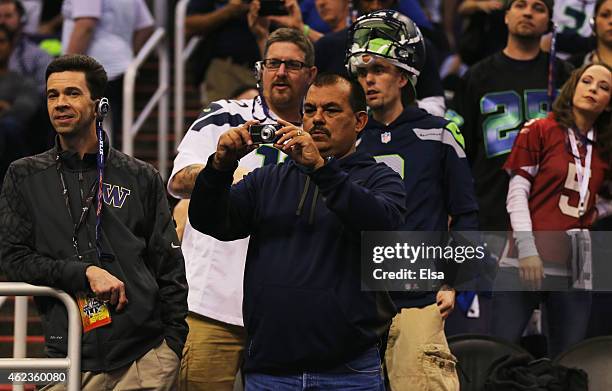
[274,118,325,170]
[213,118,325,172]
[212,120,259,171]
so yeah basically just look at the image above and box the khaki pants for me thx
[201,58,256,105]
[179,313,246,391]
[385,304,459,391]
[42,340,179,391]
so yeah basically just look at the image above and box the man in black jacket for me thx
[0,54,188,390]
[189,73,406,389]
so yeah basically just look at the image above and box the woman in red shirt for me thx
[492,63,612,358]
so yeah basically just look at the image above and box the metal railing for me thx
[174,0,201,151]
[123,0,170,179]
[0,283,81,391]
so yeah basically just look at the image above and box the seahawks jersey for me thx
[170,96,286,188]
[358,106,478,308]
[358,106,478,231]
[168,96,285,326]
[453,51,574,230]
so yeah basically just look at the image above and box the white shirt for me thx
[22,0,42,35]
[168,97,285,326]
[61,0,154,80]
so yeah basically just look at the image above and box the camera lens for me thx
[261,125,275,142]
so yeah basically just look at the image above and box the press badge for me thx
[567,229,593,290]
[76,293,112,332]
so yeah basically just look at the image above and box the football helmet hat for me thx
[346,9,426,92]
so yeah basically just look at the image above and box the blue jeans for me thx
[244,347,385,390]
[492,268,592,358]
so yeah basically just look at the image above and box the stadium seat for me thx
[448,333,534,391]
[554,336,612,390]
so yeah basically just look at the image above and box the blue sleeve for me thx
[188,154,256,241]
[442,125,479,229]
[309,160,406,230]
[301,0,331,33]
[451,70,478,164]
[398,0,433,30]
[450,211,479,231]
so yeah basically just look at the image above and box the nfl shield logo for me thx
[381,132,391,144]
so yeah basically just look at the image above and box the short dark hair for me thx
[354,0,399,15]
[311,73,367,113]
[46,54,108,99]
[506,0,554,18]
[0,0,25,18]
[264,27,315,67]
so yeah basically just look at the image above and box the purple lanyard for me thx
[547,24,558,110]
[95,117,105,257]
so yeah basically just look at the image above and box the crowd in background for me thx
[173,0,612,389]
[0,0,611,390]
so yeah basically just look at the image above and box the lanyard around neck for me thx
[56,160,98,257]
[56,120,107,258]
[568,128,593,217]
[95,119,105,256]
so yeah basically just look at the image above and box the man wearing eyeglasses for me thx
[167,27,316,391]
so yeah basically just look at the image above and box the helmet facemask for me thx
[346,10,425,86]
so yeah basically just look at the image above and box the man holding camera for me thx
[168,27,316,390]
[0,54,188,390]
[189,72,405,390]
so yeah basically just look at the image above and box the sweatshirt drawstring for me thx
[296,176,311,216]
[296,175,319,225]
[309,186,319,224]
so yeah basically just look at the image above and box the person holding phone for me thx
[251,0,351,43]
[184,0,261,105]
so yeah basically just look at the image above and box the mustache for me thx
[308,125,330,135]
[272,77,290,85]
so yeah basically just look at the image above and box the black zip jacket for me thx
[0,138,188,371]
[189,151,406,373]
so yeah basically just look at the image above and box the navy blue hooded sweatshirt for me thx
[189,151,406,373]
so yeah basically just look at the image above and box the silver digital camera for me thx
[249,123,282,144]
